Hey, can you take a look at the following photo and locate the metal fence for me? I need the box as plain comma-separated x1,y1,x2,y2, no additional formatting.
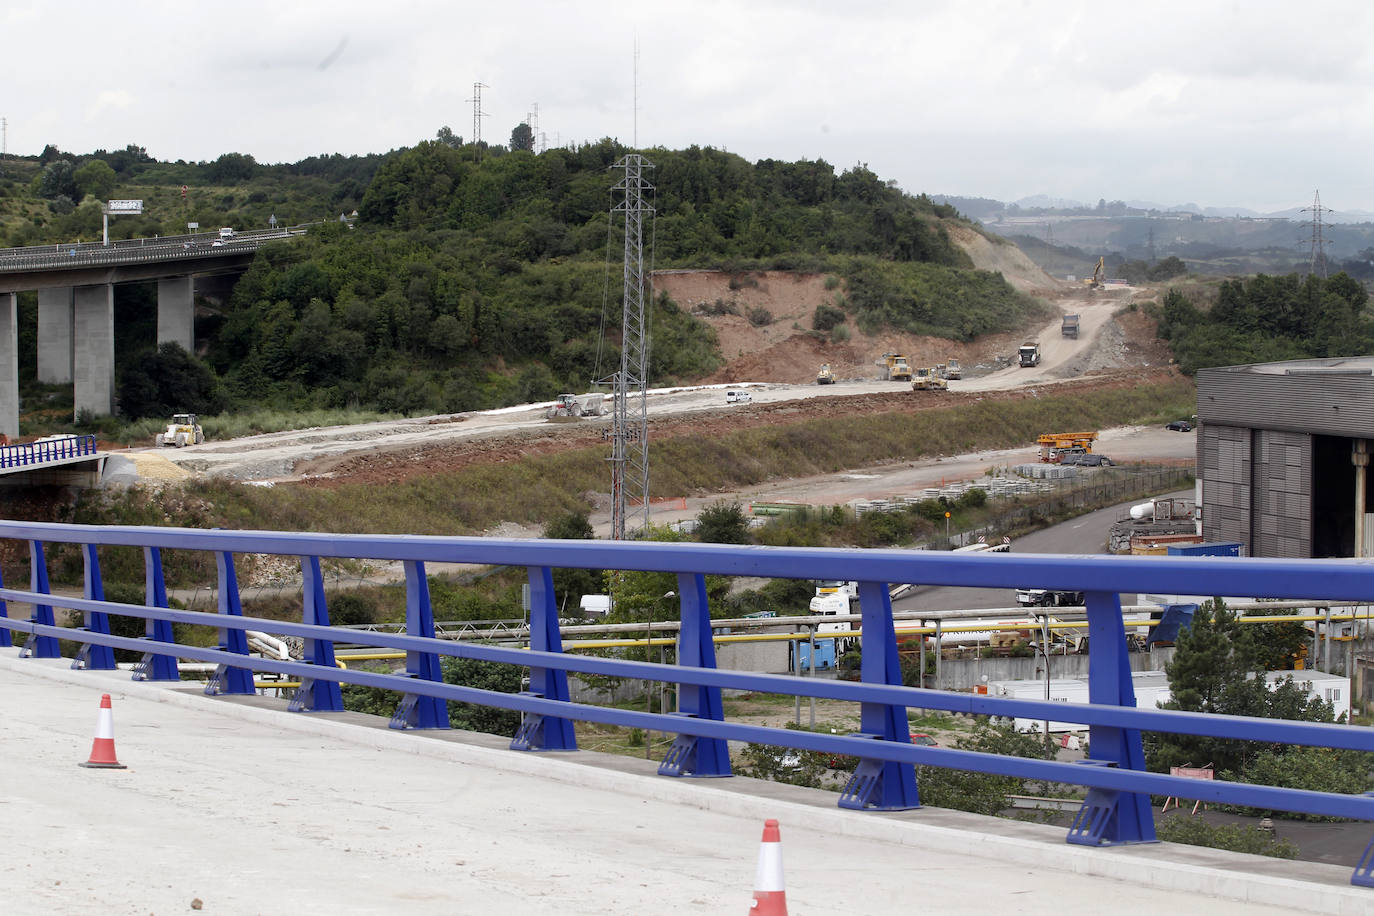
0,434,97,468
1,519,1373,885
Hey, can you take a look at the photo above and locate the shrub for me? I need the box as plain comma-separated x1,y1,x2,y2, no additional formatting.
746,306,773,327
812,302,847,332
1155,815,1298,859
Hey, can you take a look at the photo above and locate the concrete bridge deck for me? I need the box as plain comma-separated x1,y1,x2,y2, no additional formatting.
2,655,1363,915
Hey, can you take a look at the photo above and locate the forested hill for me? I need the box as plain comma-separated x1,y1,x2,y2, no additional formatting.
2,138,1040,419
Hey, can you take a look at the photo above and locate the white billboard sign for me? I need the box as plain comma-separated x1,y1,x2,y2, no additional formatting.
107,199,144,214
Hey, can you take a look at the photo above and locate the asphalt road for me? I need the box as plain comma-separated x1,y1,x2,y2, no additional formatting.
893,491,1193,615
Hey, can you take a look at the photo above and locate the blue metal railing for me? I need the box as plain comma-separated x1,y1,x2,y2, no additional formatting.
0,435,98,468
2,520,1374,883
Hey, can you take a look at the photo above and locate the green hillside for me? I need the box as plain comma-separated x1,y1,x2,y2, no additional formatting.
1,138,1041,422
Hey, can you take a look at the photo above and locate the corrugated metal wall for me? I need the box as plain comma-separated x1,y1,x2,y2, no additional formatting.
1250,429,1311,557
1197,367,1374,436
1200,424,1252,551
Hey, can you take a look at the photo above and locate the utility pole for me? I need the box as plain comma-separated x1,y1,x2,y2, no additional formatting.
1301,190,1332,279
605,154,655,540
528,103,541,153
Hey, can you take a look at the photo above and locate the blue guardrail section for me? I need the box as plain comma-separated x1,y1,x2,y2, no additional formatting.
2,520,1374,885
0,435,98,468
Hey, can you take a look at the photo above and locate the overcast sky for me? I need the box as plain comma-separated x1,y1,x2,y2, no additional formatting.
6,1,1374,213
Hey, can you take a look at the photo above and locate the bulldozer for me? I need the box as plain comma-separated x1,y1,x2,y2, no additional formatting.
877,353,913,382
816,363,835,385
155,413,204,447
911,367,948,391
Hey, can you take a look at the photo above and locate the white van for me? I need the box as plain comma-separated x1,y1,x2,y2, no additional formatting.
725,390,752,404
218,227,236,240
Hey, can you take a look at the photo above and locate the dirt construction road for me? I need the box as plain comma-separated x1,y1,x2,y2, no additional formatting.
117,285,1194,536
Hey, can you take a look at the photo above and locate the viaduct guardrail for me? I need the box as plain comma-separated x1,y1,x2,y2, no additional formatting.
0,434,97,469
0,228,305,274
1,521,1373,886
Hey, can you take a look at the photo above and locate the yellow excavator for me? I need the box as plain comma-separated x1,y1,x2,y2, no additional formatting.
1083,256,1104,290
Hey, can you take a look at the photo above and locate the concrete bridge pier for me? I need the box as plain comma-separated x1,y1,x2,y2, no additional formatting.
156,276,194,353
1,293,16,438
73,284,114,419
37,287,74,384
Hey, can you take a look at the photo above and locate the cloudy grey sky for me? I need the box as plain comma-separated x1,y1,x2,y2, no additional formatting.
6,0,1374,213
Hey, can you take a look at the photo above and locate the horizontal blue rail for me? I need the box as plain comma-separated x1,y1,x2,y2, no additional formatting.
0,435,98,468
1,520,1373,882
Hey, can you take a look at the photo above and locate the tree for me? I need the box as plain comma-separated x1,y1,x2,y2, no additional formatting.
36,159,77,200
543,510,603,614
510,122,534,153
207,152,258,182
73,159,117,201
435,126,462,148
1146,599,1333,777
696,500,751,545
116,342,228,420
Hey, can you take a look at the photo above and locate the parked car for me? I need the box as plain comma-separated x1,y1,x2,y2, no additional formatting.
725,389,753,404
1166,420,1193,432
1072,454,1115,467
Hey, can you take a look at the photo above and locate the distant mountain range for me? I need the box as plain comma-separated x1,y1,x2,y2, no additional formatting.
936,194,1374,225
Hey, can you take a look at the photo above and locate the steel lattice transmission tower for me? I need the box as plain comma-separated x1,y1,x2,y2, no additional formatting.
468,82,489,155
1302,190,1333,279
606,154,655,540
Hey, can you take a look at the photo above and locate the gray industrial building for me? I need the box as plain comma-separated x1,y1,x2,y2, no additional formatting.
1197,357,1374,558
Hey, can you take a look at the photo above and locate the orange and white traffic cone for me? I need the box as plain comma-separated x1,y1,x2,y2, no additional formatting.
79,693,127,769
749,818,787,915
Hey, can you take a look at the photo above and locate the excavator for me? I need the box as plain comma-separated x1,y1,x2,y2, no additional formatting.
1084,256,1105,290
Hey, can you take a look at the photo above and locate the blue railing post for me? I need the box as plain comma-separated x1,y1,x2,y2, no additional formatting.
132,546,180,681
71,543,116,670
205,551,254,695
839,580,919,811
1067,589,1157,846
510,565,576,752
288,556,344,713
658,573,731,778
389,560,449,729
0,565,11,648
20,541,61,658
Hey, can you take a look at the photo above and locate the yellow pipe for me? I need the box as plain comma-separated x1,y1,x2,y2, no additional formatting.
321,608,1365,655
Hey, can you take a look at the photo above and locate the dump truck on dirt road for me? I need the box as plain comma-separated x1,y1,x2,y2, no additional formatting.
816,363,835,384
878,353,914,381
944,358,961,380
1018,342,1041,367
1062,314,1080,339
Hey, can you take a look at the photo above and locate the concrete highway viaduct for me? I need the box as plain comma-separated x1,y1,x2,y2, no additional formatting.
0,229,300,437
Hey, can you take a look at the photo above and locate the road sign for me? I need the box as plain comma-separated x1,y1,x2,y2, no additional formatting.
106,199,143,214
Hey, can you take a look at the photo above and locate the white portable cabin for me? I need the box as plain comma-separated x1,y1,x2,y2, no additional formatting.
986,669,1342,733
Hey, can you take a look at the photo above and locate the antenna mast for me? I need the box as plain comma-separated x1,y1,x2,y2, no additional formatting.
605,153,655,539
1301,190,1332,279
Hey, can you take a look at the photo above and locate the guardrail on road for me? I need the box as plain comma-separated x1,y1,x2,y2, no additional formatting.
1,521,1373,885
0,434,97,468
